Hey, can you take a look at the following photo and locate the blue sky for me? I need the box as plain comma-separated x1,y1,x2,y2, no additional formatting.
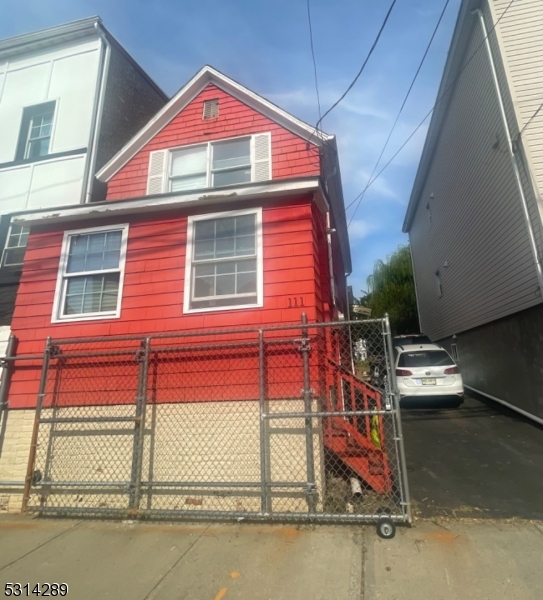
1,0,461,297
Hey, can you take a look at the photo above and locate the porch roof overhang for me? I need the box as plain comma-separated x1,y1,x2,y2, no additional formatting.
12,176,329,227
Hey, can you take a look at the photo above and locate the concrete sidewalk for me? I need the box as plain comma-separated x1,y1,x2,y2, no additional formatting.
0,516,542,599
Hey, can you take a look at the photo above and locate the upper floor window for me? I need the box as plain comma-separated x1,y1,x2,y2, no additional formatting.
16,101,56,161
171,138,252,192
52,225,129,323
146,133,271,195
2,224,30,267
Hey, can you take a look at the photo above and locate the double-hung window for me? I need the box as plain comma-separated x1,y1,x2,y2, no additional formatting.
170,137,252,192
184,209,263,312
146,133,271,195
16,101,56,161
53,225,129,322
2,224,30,267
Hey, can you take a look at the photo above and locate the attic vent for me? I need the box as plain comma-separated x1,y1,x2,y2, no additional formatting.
203,99,219,120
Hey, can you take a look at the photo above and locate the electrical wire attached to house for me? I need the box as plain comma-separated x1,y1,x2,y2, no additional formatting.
307,0,322,132
304,0,398,151
518,102,543,138
346,0,516,228
315,0,398,132
345,0,451,227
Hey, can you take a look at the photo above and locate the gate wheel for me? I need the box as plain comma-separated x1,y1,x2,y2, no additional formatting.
376,517,396,539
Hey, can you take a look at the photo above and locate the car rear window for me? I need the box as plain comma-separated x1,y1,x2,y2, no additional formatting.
398,350,454,368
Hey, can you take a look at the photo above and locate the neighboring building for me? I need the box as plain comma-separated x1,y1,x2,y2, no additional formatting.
0,67,401,515
403,0,543,422
0,17,168,329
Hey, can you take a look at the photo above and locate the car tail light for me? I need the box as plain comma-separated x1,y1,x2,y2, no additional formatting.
396,369,413,377
444,366,460,374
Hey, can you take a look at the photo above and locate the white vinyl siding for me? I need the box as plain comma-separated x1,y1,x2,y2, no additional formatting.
52,224,129,323
408,13,541,341
184,208,263,313
492,0,543,198
146,133,271,195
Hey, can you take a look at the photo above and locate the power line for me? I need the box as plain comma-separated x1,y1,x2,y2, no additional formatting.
347,0,516,227
306,0,323,132
306,0,398,146
345,0,451,222
518,101,543,138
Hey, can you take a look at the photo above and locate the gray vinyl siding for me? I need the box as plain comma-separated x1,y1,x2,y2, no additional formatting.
492,0,543,198
409,13,541,341
91,44,167,201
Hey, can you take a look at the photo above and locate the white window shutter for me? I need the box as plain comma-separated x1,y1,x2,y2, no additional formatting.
146,150,167,195
251,133,272,182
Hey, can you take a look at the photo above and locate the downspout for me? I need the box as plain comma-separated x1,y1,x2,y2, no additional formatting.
474,8,543,288
81,23,111,204
326,211,336,310
407,234,424,335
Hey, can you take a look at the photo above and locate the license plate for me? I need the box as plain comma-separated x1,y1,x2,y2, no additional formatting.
422,378,436,385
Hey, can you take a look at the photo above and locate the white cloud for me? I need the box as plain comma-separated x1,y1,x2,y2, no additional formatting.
348,219,380,240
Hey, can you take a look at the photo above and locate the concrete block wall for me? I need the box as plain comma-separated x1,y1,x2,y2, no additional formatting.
3,400,324,514
0,408,34,512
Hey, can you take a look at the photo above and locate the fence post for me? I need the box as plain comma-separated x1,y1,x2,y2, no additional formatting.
130,337,150,514
22,336,52,513
0,335,17,418
258,330,270,514
384,314,413,524
301,313,317,513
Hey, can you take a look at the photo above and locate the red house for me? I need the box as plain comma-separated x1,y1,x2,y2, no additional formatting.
0,67,395,518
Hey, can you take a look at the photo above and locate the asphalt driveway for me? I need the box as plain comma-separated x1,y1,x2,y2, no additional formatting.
401,392,543,520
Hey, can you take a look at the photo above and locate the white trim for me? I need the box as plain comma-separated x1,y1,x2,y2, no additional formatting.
168,134,255,192
51,223,129,323
464,384,543,427
183,207,263,314
13,177,325,225
96,65,333,182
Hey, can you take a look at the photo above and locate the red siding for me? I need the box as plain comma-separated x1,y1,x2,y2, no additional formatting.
9,195,334,408
106,84,321,200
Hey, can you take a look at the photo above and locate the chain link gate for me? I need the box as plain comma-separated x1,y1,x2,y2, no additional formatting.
21,316,411,536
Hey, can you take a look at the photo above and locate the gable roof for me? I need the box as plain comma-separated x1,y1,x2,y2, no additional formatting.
96,65,334,182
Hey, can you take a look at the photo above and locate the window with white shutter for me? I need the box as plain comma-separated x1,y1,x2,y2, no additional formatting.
145,133,272,195
146,150,167,195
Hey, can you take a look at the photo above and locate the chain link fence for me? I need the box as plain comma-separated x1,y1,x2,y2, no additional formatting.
15,316,411,532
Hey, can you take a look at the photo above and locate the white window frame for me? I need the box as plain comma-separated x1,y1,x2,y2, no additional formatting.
168,134,261,192
51,223,129,323
183,208,263,314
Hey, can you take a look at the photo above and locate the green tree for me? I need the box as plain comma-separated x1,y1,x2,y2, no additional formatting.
366,244,420,335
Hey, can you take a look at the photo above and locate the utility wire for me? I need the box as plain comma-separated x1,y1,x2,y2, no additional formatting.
345,0,451,222
347,0,516,227
306,0,323,132
518,101,543,137
306,0,398,147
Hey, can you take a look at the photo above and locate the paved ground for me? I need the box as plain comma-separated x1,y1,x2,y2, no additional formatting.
401,392,543,520
366,519,543,600
1,515,542,599
0,517,364,600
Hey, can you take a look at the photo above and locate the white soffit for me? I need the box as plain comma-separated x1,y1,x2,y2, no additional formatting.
96,65,333,182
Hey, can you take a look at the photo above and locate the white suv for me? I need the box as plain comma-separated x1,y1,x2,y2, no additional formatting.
394,344,464,406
